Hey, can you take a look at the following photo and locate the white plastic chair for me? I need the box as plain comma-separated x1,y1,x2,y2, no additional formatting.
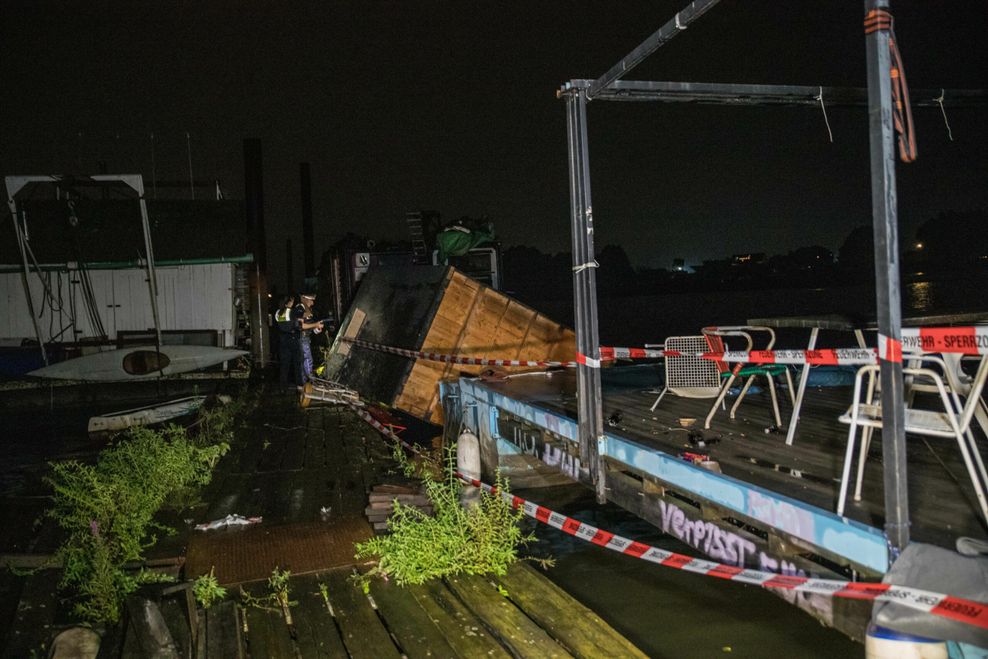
836,354,988,527
650,335,722,411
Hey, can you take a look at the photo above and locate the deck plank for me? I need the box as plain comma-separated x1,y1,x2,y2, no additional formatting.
204,600,244,659
290,574,348,659
494,562,647,659
445,573,574,659
323,568,401,659
369,578,460,659
242,582,295,659
409,580,512,659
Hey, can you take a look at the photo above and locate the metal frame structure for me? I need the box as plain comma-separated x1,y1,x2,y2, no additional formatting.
560,1,986,550
5,174,164,366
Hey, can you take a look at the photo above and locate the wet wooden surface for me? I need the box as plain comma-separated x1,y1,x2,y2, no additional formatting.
1,385,646,657
236,563,645,659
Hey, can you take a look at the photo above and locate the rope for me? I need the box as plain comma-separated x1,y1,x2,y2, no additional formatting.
815,87,833,143
864,9,917,162
934,89,954,141
572,260,599,273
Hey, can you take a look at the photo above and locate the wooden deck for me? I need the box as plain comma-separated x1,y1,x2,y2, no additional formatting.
2,387,647,657
223,563,645,659
185,392,642,658
596,371,988,546
459,366,988,570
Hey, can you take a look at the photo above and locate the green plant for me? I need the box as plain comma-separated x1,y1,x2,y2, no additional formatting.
46,425,229,623
240,567,297,624
354,446,539,586
317,581,334,615
193,567,227,609
194,393,247,447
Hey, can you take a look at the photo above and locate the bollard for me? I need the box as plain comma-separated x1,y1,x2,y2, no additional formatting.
864,625,946,659
457,429,481,508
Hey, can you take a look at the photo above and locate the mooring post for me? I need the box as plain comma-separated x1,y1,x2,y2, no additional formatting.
864,0,909,553
565,85,607,504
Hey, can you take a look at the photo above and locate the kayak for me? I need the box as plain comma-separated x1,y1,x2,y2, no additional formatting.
27,345,248,381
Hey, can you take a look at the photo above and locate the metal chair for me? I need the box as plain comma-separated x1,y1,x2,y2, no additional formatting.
837,354,988,527
649,335,722,411
702,326,795,430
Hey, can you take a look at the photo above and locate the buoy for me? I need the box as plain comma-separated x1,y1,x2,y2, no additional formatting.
458,428,481,507
864,625,946,659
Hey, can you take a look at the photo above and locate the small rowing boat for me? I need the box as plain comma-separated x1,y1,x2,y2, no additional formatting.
87,395,207,437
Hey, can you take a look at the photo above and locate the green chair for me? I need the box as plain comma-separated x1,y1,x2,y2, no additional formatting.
702,326,795,430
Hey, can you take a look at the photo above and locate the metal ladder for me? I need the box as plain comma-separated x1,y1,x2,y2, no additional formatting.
405,212,429,264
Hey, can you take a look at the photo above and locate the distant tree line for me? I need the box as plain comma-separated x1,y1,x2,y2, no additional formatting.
503,210,988,302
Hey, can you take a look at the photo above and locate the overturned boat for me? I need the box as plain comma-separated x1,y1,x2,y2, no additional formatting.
87,395,207,436
27,345,248,382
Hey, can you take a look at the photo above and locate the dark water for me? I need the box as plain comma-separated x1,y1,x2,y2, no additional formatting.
519,485,863,658
531,274,988,347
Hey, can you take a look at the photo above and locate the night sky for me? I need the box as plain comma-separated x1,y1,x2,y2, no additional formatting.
2,1,986,288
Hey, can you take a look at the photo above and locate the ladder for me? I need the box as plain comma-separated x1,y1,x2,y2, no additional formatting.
405,212,429,264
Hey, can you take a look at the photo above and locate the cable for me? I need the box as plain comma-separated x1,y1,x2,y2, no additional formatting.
815,86,833,143
934,89,954,141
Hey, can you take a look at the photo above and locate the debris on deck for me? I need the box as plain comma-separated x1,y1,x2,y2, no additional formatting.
365,484,432,534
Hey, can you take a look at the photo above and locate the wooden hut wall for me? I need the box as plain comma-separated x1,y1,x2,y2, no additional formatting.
394,269,575,424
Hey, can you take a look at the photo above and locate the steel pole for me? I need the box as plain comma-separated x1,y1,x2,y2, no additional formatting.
588,0,720,99
565,88,606,504
8,205,48,365
864,0,909,553
136,181,165,360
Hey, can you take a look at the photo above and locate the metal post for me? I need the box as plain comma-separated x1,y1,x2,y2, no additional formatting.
565,87,607,504
244,139,269,366
864,0,909,553
135,180,164,357
588,0,720,99
8,206,48,365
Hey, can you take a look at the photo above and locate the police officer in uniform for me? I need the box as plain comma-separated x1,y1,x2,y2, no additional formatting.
292,292,323,388
274,295,296,390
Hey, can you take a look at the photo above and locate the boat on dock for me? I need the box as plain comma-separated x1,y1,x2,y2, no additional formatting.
27,345,248,382
87,395,207,437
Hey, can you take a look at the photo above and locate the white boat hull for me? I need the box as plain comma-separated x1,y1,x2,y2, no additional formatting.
88,396,207,435
28,345,248,382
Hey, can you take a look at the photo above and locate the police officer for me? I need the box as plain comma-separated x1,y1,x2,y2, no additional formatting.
292,292,323,388
274,295,296,390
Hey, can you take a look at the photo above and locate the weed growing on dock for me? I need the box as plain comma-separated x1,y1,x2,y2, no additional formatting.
355,446,532,586
240,567,298,624
193,390,249,446
46,424,230,623
193,567,227,609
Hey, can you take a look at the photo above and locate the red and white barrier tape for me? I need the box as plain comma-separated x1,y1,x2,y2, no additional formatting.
345,399,988,632
702,349,879,366
455,472,988,631
878,333,904,363
901,326,988,356
343,337,678,370
342,337,578,367
600,346,669,360
343,328,987,372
